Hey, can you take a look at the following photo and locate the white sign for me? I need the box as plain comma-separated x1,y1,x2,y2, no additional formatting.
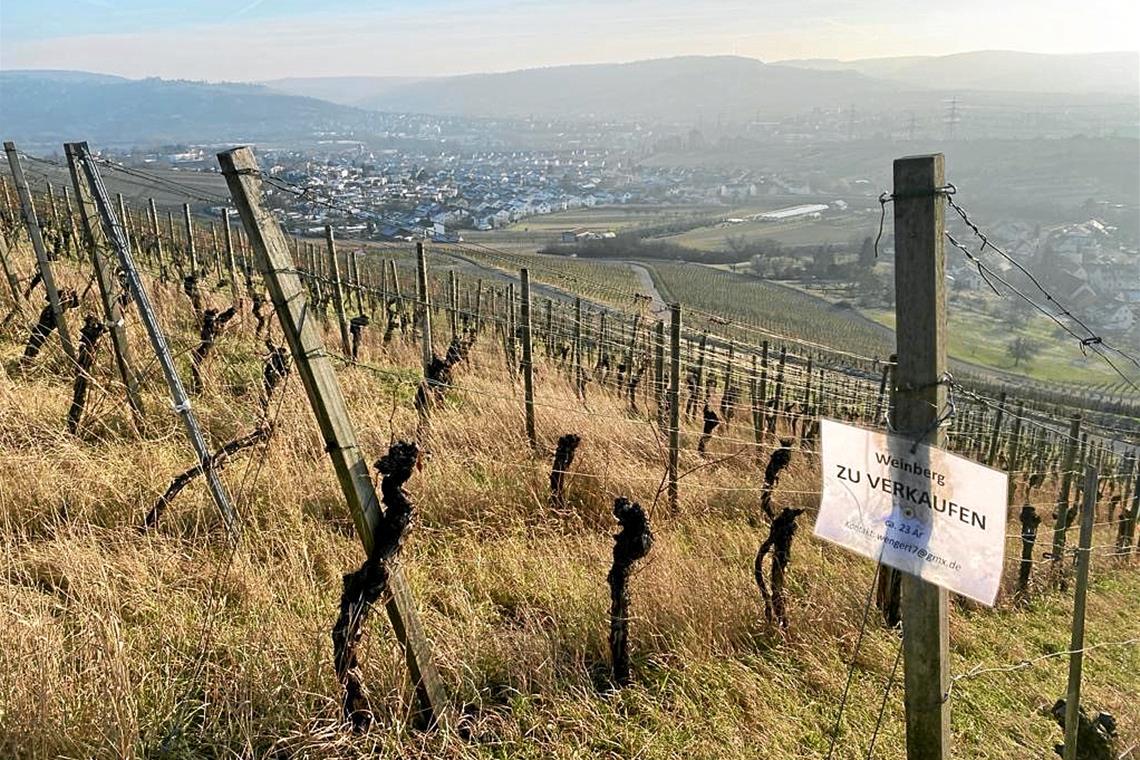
814,418,1008,605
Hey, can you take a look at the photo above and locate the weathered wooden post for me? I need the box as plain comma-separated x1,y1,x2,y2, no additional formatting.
506,282,517,373
667,303,682,513
873,361,890,425
351,250,365,316
654,319,666,428
115,193,131,256
474,278,483,334
1051,415,1083,580
218,146,445,726
693,332,708,412
324,225,352,357
222,208,238,301
78,144,239,541
769,346,786,434
1062,466,1097,760
520,269,537,450
545,297,553,358
985,392,1007,467
893,153,949,760
182,203,198,276
447,269,458,339
574,297,584,399
64,142,146,431
416,242,432,368
146,199,167,280
1006,401,1024,489
4,141,76,361
750,351,763,446
1118,464,1140,554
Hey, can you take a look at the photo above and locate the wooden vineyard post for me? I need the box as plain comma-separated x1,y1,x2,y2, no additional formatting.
4,141,77,361
324,225,352,358
448,270,458,339
147,199,167,281
803,354,813,412
351,250,365,316
694,332,708,412
667,303,682,514
0,227,25,310
416,242,432,368
750,351,762,446
986,392,1007,467
114,193,130,256
78,144,240,541
654,319,666,427
389,259,403,334
1120,465,1140,554
45,182,58,225
874,361,890,424
545,298,553,358
223,208,238,301
574,297,584,399
1007,401,1024,489
182,203,198,276
62,188,80,259
166,210,179,271
758,341,769,436
218,146,446,725
520,269,537,450
1062,466,1097,760
473,279,483,334
893,153,950,760
506,282,517,373
769,346,786,434
1051,414,1083,579
64,142,146,431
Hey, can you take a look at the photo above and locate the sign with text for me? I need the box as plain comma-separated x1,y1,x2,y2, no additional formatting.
814,418,1008,605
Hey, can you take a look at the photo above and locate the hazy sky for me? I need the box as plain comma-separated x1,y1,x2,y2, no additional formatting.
1,0,1137,80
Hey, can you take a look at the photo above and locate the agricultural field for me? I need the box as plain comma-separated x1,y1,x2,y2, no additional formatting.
644,264,1140,398
653,211,877,252
864,306,1137,389
11,155,229,210
433,243,649,312
644,261,895,360
503,204,717,234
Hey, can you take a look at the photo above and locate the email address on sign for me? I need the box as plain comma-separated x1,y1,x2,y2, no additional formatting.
843,519,962,571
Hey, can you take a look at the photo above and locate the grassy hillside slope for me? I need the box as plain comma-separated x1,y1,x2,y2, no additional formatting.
0,251,1136,759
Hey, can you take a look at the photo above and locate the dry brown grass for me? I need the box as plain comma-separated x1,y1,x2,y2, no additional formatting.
0,256,1137,759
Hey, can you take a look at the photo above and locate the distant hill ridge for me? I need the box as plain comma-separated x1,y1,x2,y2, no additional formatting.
0,70,371,147
2,51,1136,146
776,50,1139,95
262,51,1139,122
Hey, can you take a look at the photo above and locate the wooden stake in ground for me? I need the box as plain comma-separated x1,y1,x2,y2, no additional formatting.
325,225,352,357
1062,465,1098,760
1051,415,1083,582
4,141,76,361
892,153,950,760
520,268,537,450
64,142,146,431
77,143,241,543
218,146,445,727
667,303,682,514
416,241,432,369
